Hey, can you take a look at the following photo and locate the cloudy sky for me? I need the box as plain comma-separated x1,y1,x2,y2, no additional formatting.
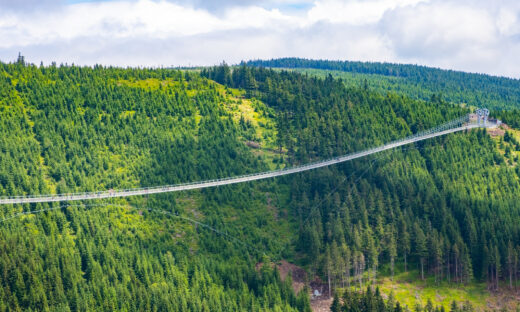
0,0,519,78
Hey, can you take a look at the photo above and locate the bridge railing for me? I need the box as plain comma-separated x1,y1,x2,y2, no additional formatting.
0,114,481,203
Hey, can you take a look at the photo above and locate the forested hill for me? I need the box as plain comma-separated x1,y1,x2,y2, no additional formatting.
0,61,310,311
204,64,520,310
246,58,520,110
1,59,520,311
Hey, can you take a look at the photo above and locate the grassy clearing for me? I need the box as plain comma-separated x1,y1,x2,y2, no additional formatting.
337,263,497,311
376,265,488,311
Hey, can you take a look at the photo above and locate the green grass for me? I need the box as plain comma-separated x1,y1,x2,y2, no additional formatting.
374,263,488,311
338,262,495,311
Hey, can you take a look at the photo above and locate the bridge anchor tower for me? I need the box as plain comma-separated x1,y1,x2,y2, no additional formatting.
476,108,490,127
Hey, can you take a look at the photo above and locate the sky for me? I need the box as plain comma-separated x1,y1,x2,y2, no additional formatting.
0,0,519,78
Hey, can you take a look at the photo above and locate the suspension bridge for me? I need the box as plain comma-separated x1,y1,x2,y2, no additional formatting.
0,112,498,205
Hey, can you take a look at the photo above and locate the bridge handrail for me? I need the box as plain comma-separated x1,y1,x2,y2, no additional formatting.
0,114,486,204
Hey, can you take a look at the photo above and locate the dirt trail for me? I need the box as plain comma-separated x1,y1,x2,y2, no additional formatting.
311,297,333,312
257,260,332,311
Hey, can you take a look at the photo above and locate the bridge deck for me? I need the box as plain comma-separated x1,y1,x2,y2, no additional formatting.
0,121,493,205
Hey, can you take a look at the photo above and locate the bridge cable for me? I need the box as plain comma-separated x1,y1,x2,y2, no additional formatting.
299,143,447,228
0,114,481,205
0,202,266,257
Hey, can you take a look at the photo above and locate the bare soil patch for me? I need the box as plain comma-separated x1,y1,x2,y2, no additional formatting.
256,260,332,311
487,127,505,137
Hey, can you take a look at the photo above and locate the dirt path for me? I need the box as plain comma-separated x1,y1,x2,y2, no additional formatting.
257,260,332,311
310,297,333,312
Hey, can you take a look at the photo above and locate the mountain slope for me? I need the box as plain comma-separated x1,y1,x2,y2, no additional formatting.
1,60,520,311
246,58,520,110
204,64,520,310
0,62,308,311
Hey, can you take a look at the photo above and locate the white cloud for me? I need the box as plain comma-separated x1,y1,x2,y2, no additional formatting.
497,8,519,36
378,1,520,76
0,0,519,78
381,3,497,58
307,0,428,25
0,0,299,48
0,1,221,47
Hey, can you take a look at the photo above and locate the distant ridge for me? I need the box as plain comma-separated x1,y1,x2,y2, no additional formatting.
246,57,520,110
246,57,517,79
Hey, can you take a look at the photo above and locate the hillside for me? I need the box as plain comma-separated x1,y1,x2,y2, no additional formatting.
0,62,308,311
246,58,520,111
0,60,520,311
204,64,520,310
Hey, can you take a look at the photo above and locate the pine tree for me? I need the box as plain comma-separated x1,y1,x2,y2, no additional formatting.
330,292,341,312
425,299,434,312
414,224,428,280
398,218,411,273
364,228,379,282
330,242,342,291
461,245,473,284
342,244,352,288
325,246,332,298
494,245,500,291
450,301,459,312
387,227,397,281
507,241,515,289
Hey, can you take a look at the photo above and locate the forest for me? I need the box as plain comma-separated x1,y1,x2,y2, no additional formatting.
203,64,520,309
246,58,520,111
0,60,309,311
0,57,519,311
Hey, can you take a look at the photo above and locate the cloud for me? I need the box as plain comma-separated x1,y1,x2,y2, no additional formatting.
378,0,520,76
0,24,392,68
0,0,519,78
307,0,428,25
0,0,298,48
496,7,520,37
381,2,497,58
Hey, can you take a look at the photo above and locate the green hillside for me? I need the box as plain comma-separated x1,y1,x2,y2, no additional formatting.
246,58,520,110
0,60,520,311
0,62,308,311
203,64,520,310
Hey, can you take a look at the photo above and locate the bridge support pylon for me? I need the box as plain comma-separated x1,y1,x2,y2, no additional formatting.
476,108,490,127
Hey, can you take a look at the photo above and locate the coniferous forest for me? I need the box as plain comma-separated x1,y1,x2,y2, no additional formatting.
1,58,520,311
246,58,520,110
